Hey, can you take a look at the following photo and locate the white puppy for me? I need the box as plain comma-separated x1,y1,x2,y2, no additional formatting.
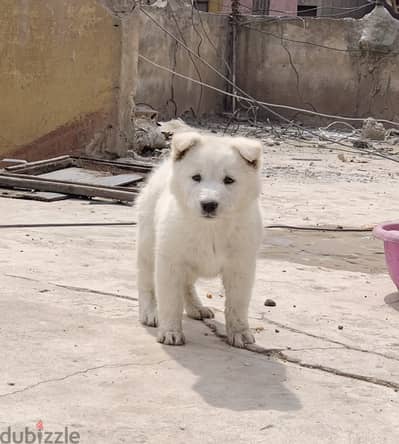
136,129,263,347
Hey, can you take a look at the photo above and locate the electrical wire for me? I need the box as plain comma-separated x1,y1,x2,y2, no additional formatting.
0,222,373,232
248,3,372,18
139,54,399,162
139,7,399,162
140,7,299,125
238,1,371,14
139,8,399,128
169,3,204,115
0,222,137,229
191,1,232,76
240,24,363,53
265,225,373,232
240,22,399,60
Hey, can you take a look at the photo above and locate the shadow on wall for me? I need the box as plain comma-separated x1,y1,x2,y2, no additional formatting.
145,319,301,412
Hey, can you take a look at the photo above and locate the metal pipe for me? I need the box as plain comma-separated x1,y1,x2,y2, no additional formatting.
230,0,240,113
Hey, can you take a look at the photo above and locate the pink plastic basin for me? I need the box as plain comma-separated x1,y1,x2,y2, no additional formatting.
373,221,399,289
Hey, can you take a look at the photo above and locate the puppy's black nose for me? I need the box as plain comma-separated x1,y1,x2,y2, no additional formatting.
201,201,218,214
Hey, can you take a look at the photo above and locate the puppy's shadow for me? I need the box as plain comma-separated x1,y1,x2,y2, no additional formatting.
385,291,399,311
146,318,301,412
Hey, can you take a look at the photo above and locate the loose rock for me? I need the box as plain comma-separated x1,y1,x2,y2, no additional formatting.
361,117,386,141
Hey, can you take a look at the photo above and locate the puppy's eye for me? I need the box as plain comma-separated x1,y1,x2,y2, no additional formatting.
223,176,235,185
192,174,202,182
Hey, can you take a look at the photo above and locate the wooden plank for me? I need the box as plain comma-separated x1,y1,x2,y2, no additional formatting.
75,155,153,169
5,155,71,171
33,192,70,201
38,167,144,186
39,167,107,182
73,156,153,173
0,173,138,202
5,157,73,175
0,188,69,202
94,173,144,186
5,156,153,178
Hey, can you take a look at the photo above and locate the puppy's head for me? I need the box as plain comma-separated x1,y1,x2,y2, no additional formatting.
169,131,263,220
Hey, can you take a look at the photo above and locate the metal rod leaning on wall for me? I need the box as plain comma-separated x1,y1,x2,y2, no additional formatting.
230,0,240,113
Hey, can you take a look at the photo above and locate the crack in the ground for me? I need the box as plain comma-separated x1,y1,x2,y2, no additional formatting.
203,319,399,392
287,346,344,352
4,273,138,302
51,283,138,302
0,360,171,399
212,306,399,362
260,315,399,363
5,273,399,391
276,356,399,391
5,273,37,282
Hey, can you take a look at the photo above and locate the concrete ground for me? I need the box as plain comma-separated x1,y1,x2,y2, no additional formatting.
1,139,399,443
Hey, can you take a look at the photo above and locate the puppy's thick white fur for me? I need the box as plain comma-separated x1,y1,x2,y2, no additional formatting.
136,129,263,347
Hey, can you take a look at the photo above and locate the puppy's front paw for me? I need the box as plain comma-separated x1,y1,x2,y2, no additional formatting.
139,307,158,327
227,330,255,348
186,305,215,320
157,330,185,346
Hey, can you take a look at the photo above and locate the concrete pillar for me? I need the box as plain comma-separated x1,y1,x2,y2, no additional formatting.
100,1,139,158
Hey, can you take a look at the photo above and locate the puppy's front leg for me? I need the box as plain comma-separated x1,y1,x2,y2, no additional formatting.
223,260,256,348
155,257,185,346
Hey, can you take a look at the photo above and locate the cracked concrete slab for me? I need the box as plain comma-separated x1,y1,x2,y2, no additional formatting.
1,140,399,442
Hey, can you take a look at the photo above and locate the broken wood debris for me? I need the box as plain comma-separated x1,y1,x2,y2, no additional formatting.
0,172,139,202
0,189,69,202
0,156,153,203
38,167,143,187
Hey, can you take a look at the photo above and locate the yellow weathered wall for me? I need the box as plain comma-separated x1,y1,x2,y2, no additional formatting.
208,0,224,13
0,0,121,159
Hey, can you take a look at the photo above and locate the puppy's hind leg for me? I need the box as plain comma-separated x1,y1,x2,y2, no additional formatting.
184,284,215,320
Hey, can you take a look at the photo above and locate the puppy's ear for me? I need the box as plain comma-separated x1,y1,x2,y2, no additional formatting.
171,132,202,161
232,138,263,169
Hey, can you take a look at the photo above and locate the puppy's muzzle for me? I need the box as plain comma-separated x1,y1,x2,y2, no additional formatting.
201,200,218,217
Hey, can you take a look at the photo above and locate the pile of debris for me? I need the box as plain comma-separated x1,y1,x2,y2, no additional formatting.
133,105,168,157
2,112,398,204
0,156,152,203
